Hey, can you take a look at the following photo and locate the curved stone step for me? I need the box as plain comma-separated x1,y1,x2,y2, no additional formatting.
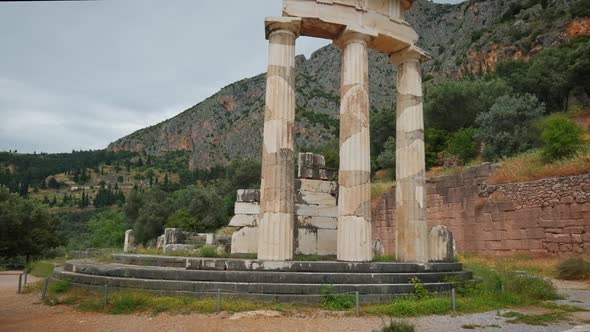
64,261,472,284
112,254,464,273
53,267,458,296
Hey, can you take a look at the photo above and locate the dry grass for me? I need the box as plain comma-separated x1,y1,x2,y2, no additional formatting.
459,253,563,278
488,149,590,185
371,181,394,200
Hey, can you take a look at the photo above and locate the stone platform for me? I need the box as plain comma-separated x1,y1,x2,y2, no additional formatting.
52,254,471,303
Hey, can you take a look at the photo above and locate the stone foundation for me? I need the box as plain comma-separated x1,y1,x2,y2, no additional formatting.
231,153,338,256
372,164,590,256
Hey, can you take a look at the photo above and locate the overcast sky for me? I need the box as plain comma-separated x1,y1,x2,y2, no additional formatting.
0,0,463,153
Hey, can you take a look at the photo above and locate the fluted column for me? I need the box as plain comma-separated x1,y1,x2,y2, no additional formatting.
258,17,301,261
390,46,430,263
335,30,375,262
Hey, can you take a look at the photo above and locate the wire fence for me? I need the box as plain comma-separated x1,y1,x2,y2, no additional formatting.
33,276,460,317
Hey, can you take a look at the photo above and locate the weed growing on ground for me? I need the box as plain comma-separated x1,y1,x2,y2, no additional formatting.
319,285,355,311
461,324,501,329
380,319,415,332
372,255,398,262
365,263,559,317
558,257,590,280
500,311,569,326
48,280,71,294
410,277,429,300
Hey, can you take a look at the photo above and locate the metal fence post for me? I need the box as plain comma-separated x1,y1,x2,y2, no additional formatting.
41,278,49,300
216,289,221,313
355,291,360,317
104,283,110,304
17,274,23,294
451,288,456,312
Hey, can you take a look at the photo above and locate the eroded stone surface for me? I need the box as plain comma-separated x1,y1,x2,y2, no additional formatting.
428,225,455,262
124,229,135,253
231,227,258,254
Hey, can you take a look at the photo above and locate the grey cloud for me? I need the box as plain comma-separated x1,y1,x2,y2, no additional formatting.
0,0,459,153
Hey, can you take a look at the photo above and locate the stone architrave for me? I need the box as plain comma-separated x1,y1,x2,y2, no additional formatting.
334,28,377,262
124,229,135,253
258,17,302,261
390,45,430,263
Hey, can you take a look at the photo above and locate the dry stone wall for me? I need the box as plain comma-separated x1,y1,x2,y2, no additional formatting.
372,164,590,256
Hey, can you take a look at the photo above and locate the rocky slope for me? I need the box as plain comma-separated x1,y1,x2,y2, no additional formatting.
108,0,588,169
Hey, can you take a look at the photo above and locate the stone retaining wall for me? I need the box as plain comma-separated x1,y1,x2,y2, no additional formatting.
372,164,590,256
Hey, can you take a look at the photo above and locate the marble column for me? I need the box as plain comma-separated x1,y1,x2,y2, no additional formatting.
257,17,301,261
335,30,375,262
390,46,430,263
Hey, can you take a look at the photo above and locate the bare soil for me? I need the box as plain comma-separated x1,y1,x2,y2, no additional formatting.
1,273,589,332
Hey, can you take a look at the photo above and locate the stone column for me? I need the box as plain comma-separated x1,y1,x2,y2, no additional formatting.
335,30,375,262
390,46,430,263
257,17,301,261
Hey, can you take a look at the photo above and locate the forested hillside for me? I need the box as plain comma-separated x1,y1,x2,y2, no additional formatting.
108,0,590,170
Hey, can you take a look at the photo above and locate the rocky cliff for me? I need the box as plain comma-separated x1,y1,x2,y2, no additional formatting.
108,0,588,169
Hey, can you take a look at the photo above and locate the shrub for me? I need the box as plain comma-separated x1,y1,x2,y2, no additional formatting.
571,0,590,17
446,128,480,163
381,320,415,332
319,285,354,310
558,258,590,280
49,280,71,294
198,245,218,258
538,114,584,162
476,94,544,160
410,277,429,300
376,136,396,170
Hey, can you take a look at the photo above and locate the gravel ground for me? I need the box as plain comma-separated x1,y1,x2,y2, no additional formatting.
1,273,589,332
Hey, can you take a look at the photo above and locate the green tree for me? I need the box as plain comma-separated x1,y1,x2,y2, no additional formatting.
425,128,450,169
376,136,395,170
0,187,60,260
538,114,584,162
476,94,545,160
166,208,202,232
87,210,128,248
446,127,480,163
425,78,512,131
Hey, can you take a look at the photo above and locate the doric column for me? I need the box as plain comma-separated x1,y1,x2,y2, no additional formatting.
390,45,430,263
335,29,376,262
258,17,301,261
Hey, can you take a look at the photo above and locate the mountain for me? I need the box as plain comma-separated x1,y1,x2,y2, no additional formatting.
107,0,590,169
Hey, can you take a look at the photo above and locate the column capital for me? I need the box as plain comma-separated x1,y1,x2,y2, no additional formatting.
334,26,378,48
389,45,431,65
265,17,302,40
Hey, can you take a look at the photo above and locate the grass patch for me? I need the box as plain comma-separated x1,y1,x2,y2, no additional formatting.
48,280,71,294
373,255,398,262
488,149,590,184
500,311,568,326
381,319,415,332
29,261,56,278
371,181,394,199
459,252,559,278
294,255,336,261
558,257,590,280
47,289,293,315
365,260,560,317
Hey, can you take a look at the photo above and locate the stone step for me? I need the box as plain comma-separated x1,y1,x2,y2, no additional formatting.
64,261,472,284
111,254,465,273
53,267,458,296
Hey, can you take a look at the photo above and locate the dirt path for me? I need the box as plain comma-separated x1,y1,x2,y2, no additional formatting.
1,274,589,332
